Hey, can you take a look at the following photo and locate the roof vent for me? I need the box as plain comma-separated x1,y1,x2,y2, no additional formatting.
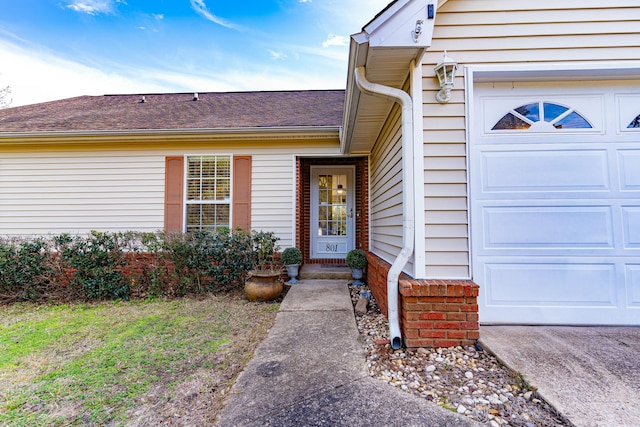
193,92,199,101
140,96,146,103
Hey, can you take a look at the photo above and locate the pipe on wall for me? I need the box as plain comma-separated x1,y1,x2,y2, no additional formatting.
354,66,415,350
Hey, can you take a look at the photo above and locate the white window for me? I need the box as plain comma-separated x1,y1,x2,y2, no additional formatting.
492,101,592,131
185,155,231,232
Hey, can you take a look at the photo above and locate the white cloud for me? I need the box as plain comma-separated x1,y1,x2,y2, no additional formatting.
189,0,243,31
322,33,349,48
0,35,346,108
0,38,166,106
268,49,287,60
153,14,164,20
299,0,312,3
64,0,125,15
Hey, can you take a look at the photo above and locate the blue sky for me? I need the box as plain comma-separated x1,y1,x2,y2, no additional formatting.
0,0,390,106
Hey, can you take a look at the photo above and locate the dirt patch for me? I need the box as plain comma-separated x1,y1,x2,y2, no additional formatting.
124,290,284,426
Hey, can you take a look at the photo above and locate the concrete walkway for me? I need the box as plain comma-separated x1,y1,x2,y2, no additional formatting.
216,279,478,427
481,326,640,427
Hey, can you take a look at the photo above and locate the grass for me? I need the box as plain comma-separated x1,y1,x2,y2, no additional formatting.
0,292,279,426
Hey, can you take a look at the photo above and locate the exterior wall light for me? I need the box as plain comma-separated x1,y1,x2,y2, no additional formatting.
434,51,458,104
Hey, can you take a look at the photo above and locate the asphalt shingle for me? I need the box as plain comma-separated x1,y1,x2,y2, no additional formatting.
0,90,345,133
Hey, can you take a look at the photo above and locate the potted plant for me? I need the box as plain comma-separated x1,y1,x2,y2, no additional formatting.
346,249,367,286
281,247,302,284
245,230,283,301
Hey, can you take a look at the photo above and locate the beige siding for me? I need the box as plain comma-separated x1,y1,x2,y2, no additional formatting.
0,142,340,248
250,154,296,245
421,0,640,278
370,101,416,272
0,151,165,235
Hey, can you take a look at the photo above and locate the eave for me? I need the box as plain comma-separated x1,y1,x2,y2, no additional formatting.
0,126,341,147
341,0,438,154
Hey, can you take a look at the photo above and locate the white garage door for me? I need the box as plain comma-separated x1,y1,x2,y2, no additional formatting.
471,81,640,325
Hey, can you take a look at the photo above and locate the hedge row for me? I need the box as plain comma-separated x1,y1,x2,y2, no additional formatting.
0,229,275,304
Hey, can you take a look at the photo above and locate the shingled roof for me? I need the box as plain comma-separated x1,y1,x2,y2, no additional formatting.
0,90,345,133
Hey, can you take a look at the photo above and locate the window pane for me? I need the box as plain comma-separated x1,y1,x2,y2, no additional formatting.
202,179,216,200
217,157,231,178
201,204,216,226
543,103,569,122
318,220,328,236
216,205,230,223
216,179,230,200
515,103,539,122
201,156,217,177
492,113,531,130
186,204,201,231
628,114,640,129
187,180,201,201
319,206,328,221
187,157,201,178
554,112,592,129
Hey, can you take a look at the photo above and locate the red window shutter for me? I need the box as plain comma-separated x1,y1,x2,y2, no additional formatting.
164,156,184,232
233,156,252,231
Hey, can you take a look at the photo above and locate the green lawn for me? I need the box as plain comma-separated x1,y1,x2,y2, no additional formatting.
0,293,278,426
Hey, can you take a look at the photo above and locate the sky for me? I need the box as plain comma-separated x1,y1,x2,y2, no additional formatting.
0,0,391,107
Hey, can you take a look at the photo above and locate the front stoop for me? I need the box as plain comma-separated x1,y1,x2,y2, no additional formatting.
298,264,352,280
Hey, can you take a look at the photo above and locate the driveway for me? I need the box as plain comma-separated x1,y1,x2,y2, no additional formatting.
480,326,640,427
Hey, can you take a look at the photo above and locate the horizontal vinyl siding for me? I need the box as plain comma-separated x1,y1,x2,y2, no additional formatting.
250,154,295,247
421,0,640,278
370,102,415,274
0,141,340,244
0,152,164,235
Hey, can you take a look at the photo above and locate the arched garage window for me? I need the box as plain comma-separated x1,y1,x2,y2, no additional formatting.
628,114,640,128
492,101,592,131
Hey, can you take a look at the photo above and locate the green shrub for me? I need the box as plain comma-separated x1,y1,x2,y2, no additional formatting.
0,228,276,304
346,249,367,269
281,247,302,265
250,230,280,273
0,238,52,301
55,231,130,300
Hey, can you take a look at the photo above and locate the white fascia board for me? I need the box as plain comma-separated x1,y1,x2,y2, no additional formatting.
0,126,341,145
341,36,369,154
363,0,436,49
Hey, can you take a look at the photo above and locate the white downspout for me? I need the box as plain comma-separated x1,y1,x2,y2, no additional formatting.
354,66,415,350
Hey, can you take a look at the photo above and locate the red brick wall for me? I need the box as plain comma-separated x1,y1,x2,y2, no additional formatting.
366,252,479,348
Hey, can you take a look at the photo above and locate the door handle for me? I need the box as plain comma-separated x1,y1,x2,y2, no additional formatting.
349,208,353,218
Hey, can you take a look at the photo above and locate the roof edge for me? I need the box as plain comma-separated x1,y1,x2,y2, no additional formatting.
0,126,341,145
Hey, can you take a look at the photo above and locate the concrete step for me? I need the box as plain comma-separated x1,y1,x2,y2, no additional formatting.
299,264,352,280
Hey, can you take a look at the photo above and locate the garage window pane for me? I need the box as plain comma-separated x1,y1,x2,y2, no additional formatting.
492,113,530,130
493,101,592,131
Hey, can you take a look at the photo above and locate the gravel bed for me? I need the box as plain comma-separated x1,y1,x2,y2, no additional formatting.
350,285,575,427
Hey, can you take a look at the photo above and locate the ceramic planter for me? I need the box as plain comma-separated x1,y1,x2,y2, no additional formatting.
245,271,283,301
285,264,300,284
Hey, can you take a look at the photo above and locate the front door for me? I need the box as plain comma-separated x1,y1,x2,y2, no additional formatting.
310,166,355,259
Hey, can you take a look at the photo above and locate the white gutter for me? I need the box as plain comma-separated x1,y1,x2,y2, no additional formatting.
354,66,415,350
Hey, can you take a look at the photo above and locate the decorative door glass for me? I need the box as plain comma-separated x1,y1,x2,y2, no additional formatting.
317,174,348,237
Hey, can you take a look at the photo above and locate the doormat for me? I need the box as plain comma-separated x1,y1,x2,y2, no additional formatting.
320,264,348,269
